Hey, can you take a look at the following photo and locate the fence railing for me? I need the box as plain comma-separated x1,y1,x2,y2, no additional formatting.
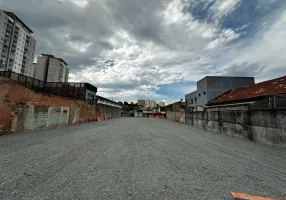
0,71,87,101
85,99,98,105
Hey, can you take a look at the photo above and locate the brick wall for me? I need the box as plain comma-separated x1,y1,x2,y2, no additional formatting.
0,78,121,135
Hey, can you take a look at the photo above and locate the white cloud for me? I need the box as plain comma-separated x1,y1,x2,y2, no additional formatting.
221,10,286,79
217,0,240,16
68,41,92,53
70,0,240,93
69,0,89,8
3,0,285,102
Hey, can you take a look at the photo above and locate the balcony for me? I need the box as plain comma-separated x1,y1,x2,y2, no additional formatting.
7,23,13,28
1,53,8,58
5,32,11,37
3,41,9,47
6,27,12,33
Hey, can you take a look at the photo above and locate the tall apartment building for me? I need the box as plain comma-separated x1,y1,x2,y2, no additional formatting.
185,76,255,108
34,54,69,82
0,10,36,77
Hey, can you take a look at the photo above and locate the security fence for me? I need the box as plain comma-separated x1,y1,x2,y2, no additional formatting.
0,71,97,101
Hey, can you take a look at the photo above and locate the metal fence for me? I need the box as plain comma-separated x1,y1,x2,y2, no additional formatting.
85,99,98,105
0,71,90,101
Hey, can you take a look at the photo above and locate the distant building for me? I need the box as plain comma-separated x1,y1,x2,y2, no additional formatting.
137,99,157,108
137,99,146,106
185,76,255,108
207,76,286,109
158,101,165,107
34,54,69,82
146,100,156,108
0,10,36,77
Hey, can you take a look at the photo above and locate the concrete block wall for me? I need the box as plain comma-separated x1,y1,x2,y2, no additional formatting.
98,104,122,120
250,110,286,146
185,109,286,147
0,78,121,135
166,111,183,122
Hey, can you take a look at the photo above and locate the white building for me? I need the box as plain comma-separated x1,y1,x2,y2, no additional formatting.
158,102,165,107
34,54,69,82
137,99,161,108
0,10,36,77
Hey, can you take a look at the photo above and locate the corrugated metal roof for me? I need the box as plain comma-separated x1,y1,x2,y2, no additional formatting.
208,76,286,105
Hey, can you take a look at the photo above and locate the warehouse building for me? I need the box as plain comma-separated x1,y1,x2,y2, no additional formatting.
185,76,255,108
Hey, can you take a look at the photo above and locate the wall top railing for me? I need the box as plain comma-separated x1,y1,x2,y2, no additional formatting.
0,71,121,108
0,71,96,101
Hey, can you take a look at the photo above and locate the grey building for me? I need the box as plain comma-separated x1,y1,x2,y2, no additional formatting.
34,54,69,82
0,10,36,77
185,76,255,108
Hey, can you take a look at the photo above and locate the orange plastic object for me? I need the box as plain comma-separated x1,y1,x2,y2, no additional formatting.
97,116,105,121
231,192,280,200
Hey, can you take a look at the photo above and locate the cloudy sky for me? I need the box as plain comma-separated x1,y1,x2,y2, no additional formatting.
2,0,286,103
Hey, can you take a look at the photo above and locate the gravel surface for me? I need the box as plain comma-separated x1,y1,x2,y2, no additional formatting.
0,118,285,200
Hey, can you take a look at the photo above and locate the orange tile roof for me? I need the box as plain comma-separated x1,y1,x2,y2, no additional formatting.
208,76,286,105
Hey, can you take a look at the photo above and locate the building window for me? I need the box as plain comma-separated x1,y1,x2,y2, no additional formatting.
195,97,197,103
191,98,193,104
203,92,206,95
87,93,95,99
199,93,201,97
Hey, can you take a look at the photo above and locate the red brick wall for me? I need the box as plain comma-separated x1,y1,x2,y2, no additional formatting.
0,78,102,135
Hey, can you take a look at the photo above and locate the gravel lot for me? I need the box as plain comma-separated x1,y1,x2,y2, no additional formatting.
0,118,285,200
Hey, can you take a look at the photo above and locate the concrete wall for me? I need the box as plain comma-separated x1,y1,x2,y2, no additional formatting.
250,110,286,146
166,110,185,123
0,77,121,135
98,104,122,120
185,109,286,147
